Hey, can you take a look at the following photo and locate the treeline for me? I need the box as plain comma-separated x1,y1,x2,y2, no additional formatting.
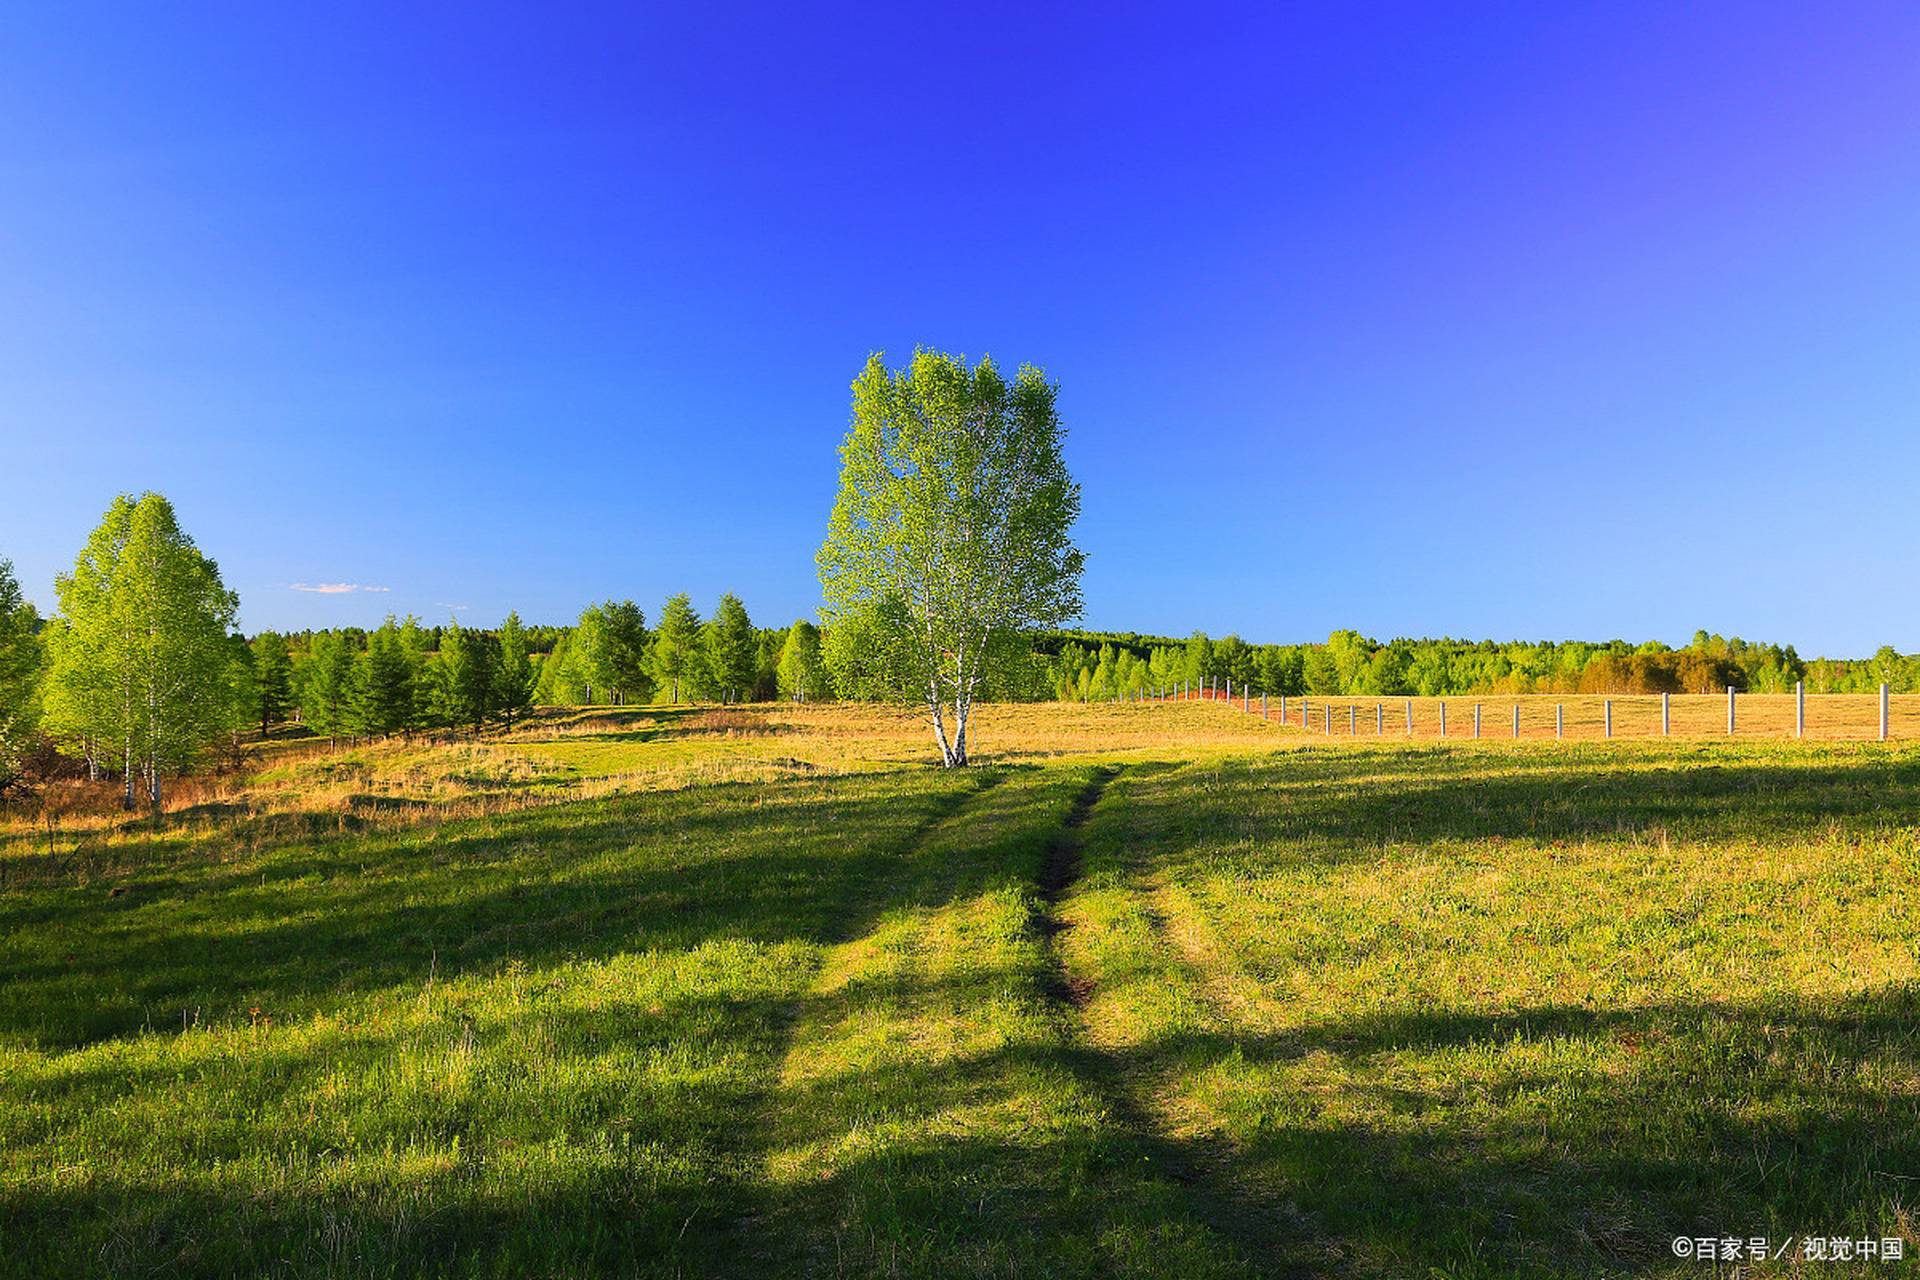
1042,630,1920,700
272,594,834,740
6,495,1918,809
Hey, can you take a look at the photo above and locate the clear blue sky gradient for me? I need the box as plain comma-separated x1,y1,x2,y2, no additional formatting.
3,3,1917,654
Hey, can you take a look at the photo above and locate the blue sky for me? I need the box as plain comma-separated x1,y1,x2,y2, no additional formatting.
3,2,1917,655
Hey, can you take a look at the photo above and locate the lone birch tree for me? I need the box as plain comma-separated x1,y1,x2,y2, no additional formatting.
818,350,1083,767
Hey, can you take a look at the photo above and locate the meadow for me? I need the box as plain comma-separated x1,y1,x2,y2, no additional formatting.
2,701,1916,1277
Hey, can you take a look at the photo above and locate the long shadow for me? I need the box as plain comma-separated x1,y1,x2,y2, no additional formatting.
0,770,1006,1050
1135,744,1920,878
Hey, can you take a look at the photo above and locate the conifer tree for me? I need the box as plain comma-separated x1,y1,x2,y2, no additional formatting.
436,621,498,733
253,631,293,735
0,556,42,798
650,593,703,703
495,611,536,730
357,619,417,739
705,592,756,703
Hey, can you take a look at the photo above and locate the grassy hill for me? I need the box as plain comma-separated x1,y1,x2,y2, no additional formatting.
2,703,1916,1276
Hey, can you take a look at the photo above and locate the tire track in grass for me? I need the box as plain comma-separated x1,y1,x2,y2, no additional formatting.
740,764,1063,1274
1044,764,1318,1278
753,764,1272,1278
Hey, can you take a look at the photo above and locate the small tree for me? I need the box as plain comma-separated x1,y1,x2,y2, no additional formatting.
253,631,293,736
650,593,703,703
818,350,1083,766
301,632,360,744
495,611,537,730
704,592,757,703
435,621,498,733
777,620,824,703
0,556,42,800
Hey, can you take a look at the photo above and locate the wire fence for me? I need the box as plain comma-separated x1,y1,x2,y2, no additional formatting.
1113,678,1913,742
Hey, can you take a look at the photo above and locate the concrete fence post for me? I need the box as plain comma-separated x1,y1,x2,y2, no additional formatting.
1728,685,1736,735
1325,703,1332,734
1405,699,1412,735
1556,704,1563,739
1795,681,1804,738
1349,704,1356,734
1280,694,1287,723
1377,703,1384,734
1474,703,1482,738
1440,701,1447,737
1513,704,1520,739
1604,700,1612,738
1882,682,1890,741
1662,692,1670,736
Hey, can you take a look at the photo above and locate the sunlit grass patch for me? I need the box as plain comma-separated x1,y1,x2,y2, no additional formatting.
1066,743,1920,1277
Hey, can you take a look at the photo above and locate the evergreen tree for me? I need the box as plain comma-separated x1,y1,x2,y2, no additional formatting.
436,621,498,733
704,592,757,702
357,619,418,739
0,556,42,798
495,611,536,729
577,600,650,705
302,632,360,743
650,593,703,703
253,631,293,735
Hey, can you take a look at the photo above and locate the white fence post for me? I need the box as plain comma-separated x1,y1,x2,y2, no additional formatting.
1556,704,1563,738
1440,701,1447,737
1325,703,1332,734
1727,684,1736,735
1662,691,1670,736
1604,700,1612,738
1405,699,1412,735
1474,703,1482,738
1512,704,1520,739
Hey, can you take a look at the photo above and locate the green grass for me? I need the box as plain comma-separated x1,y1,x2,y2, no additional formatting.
3,709,1919,1276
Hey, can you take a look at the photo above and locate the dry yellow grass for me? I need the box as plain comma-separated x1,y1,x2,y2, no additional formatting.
1222,690,1915,741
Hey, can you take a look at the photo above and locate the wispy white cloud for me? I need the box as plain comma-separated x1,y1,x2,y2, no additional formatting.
286,583,391,594
435,603,469,611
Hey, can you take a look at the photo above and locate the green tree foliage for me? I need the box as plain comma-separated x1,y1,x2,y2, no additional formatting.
704,592,757,703
356,618,419,739
0,556,42,798
776,620,824,703
576,600,650,705
435,621,498,733
45,493,239,809
252,631,293,735
650,593,704,703
495,611,537,729
818,350,1084,767
301,632,360,742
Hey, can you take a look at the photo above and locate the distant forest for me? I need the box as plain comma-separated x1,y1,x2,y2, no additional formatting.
245,603,1917,740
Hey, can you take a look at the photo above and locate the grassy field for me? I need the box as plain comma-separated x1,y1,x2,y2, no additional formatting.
2,702,1917,1276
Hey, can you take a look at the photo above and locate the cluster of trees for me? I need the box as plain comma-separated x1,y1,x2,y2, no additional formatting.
287,614,537,742
270,596,834,731
6,495,249,808
1040,629,1876,700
